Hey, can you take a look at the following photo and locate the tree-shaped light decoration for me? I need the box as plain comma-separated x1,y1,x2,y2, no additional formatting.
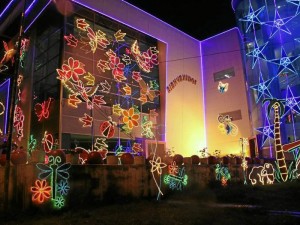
263,98,288,182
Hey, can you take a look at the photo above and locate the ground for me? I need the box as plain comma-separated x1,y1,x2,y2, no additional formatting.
1,181,300,225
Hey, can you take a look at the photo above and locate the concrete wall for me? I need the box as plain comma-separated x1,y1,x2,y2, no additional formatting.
0,159,247,212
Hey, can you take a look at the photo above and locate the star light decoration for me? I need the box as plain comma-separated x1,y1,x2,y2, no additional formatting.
250,72,273,103
270,47,300,76
239,2,265,33
265,10,293,38
287,0,300,15
246,40,268,69
255,116,275,148
282,85,300,118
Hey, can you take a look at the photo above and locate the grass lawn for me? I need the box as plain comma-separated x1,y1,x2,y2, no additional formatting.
1,180,300,225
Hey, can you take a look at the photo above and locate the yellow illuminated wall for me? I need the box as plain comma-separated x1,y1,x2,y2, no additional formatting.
201,29,252,157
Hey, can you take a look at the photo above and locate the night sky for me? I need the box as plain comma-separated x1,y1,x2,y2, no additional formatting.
124,0,237,40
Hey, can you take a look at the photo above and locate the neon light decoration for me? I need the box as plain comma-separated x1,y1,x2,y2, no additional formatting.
150,155,167,197
42,131,54,153
122,107,140,130
215,164,231,186
0,102,5,116
240,137,248,185
263,98,288,182
36,155,71,208
13,105,24,141
112,104,123,116
114,29,126,42
250,73,274,104
141,117,154,138
249,163,275,185
238,1,300,170
79,113,93,127
99,117,116,138
271,47,300,76
0,40,16,66
58,15,162,199
34,97,53,121
217,114,238,136
132,142,143,154
68,94,82,108
64,34,78,47
238,3,265,33
99,80,111,93
31,179,52,204
265,10,292,39
218,81,229,93
28,134,37,155
17,74,23,87
20,38,29,68
164,162,188,191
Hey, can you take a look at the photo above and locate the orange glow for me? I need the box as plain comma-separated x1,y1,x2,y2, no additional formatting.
31,179,52,204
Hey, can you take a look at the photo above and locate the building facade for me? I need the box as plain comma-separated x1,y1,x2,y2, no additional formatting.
0,0,251,160
233,0,300,158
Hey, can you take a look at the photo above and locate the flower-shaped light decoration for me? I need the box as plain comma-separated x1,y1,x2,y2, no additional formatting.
56,57,86,83
109,55,126,82
31,179,52,204
142,47,159,69
168,161,179,175
53,196,65,209
122,107,140,129
57,180,70,196
149,156,167,176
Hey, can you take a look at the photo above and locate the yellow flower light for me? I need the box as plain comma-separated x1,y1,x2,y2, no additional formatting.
122,107,140,129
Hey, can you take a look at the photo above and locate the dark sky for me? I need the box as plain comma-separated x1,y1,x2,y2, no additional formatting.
125,1,237,40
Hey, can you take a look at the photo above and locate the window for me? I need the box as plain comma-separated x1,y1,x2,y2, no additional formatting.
214,67,235,82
